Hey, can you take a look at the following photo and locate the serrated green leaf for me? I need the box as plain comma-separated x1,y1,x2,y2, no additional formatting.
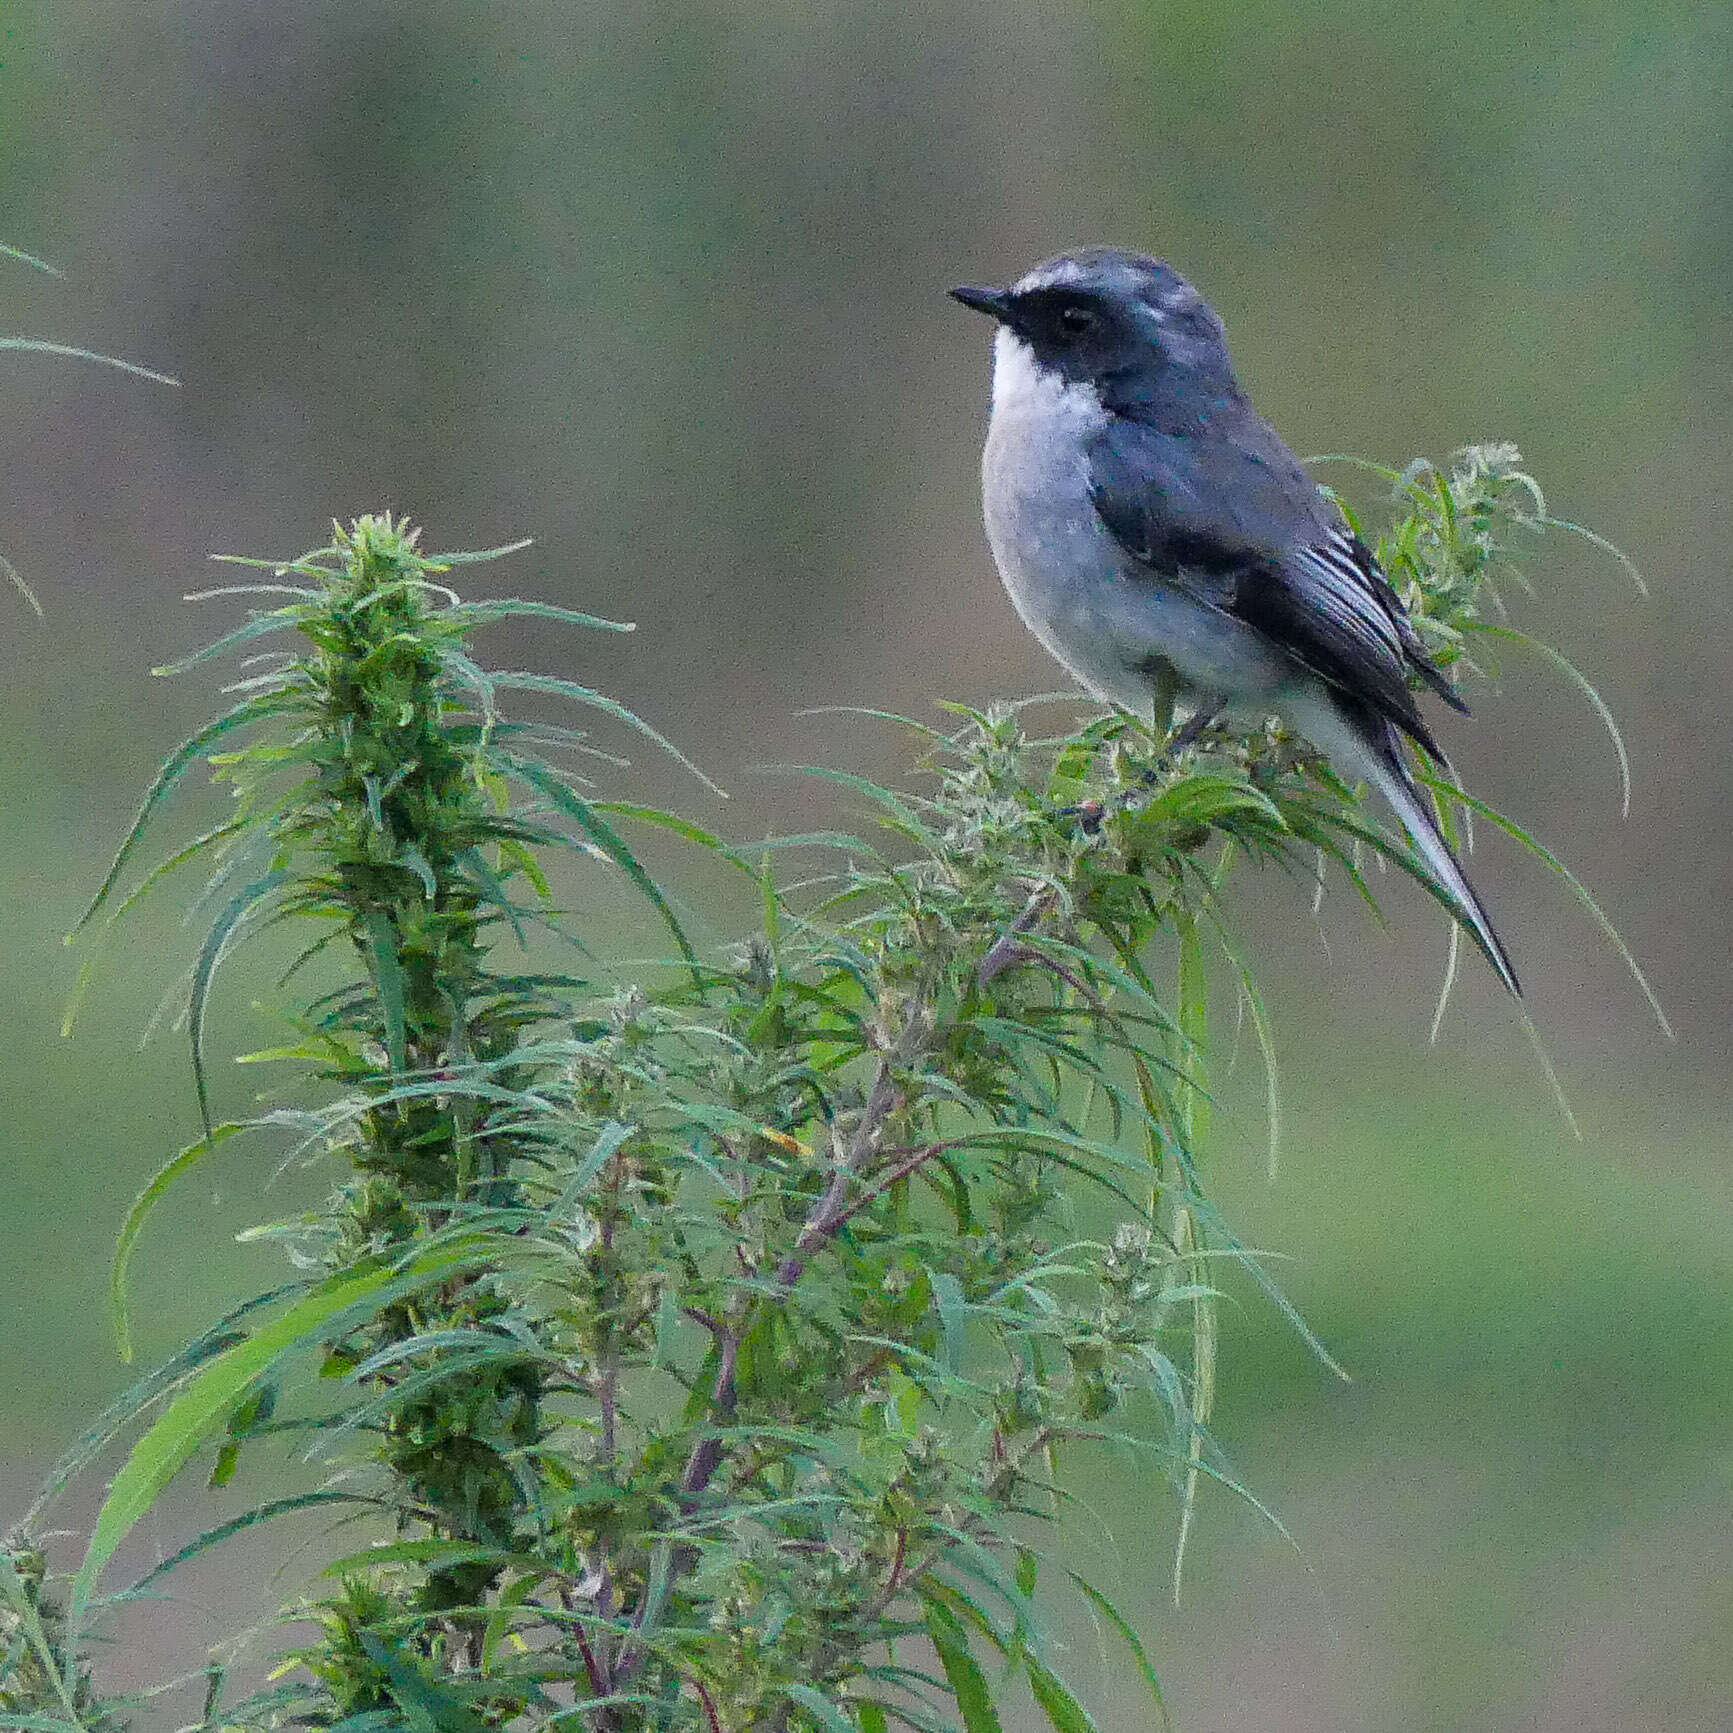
588,801,729,852
1131,772,1284,840
547,1119,635,1220
490,672,724,796
321,1539,523,1580
444,596,633,630
68,694,296,940
1174,910,1208,1148
1,240,64,275
1466,622,1631,817
152,606,314,676
1421,775,1670,1035
498,754,697,972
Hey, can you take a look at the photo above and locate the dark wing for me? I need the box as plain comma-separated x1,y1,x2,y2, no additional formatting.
1085,405,1463,758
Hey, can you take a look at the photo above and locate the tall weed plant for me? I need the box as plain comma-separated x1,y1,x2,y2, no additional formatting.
2,449,1652,1732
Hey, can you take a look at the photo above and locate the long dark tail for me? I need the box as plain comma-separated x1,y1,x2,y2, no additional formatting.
1309,697,1522,997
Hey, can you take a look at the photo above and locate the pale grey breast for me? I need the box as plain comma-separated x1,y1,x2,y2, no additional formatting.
979,328,1290,716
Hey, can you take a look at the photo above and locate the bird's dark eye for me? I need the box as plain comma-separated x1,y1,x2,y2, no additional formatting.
1058,304,1097,337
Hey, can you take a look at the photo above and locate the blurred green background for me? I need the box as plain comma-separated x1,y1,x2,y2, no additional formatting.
2,2,1729,1727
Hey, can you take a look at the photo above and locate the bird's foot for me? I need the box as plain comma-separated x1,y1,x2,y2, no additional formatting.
1056,699,1225,833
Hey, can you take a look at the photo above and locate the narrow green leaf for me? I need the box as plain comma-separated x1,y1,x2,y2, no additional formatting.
69,694,295,939
362,910,409,1072
490,672,725,796
0,336,179,385
444,597,634,631
1174,910,1209,1148
111,1123,245,1362
1131,771,1284,838
588,802,728,852
1068,1573,1171,1731
0,1551,83,1726
356,1634,494,1733
1204,915,1281,1180
799,705,953,746
1184,1195,1347,1380
924,1602,1002,1733
1421,776,1672,1037
27,1285,301,1524
786,1684,861,1733
548,1119,635,1219
128,1491,377,1592
930,1271,966,1376
71,1246,487,1629
321,1539,522,1580
1539,512,1647,596
423,538,537,567
188,871,288,1136
1168,1200,1213,1605
1465,622,1632,817
1024,1659,1099,1733
481,1569,547,1671
1,241,65,275
183,581,316,601
501,755,697,971
106,819,248,929
150,607,308,676
860,1698,958,1733
855,1702,890,1733
767,764,930,833
1,549,43,616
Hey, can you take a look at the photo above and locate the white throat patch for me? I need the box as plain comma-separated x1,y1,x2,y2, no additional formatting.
988,326,1103,427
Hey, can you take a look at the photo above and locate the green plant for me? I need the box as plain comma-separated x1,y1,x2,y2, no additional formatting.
4,452,1651,1732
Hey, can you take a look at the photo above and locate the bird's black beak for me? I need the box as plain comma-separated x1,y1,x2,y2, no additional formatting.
949,284,1014,323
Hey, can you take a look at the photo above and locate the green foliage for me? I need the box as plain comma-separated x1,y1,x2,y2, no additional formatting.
5,465,1641,1733
0,1543,124,1733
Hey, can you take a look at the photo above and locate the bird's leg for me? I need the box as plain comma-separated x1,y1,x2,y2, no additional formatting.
1148,668,1179,742
1059,687,1225,836
1125,694,1224,795
1165,696,1224,758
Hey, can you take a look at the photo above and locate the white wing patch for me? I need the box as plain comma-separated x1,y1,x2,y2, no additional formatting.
1290,532,1406,667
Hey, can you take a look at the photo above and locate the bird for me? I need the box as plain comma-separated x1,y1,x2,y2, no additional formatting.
950,246,1519,995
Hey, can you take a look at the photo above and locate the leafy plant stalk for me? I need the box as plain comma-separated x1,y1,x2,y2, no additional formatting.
5,450,1650,1733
